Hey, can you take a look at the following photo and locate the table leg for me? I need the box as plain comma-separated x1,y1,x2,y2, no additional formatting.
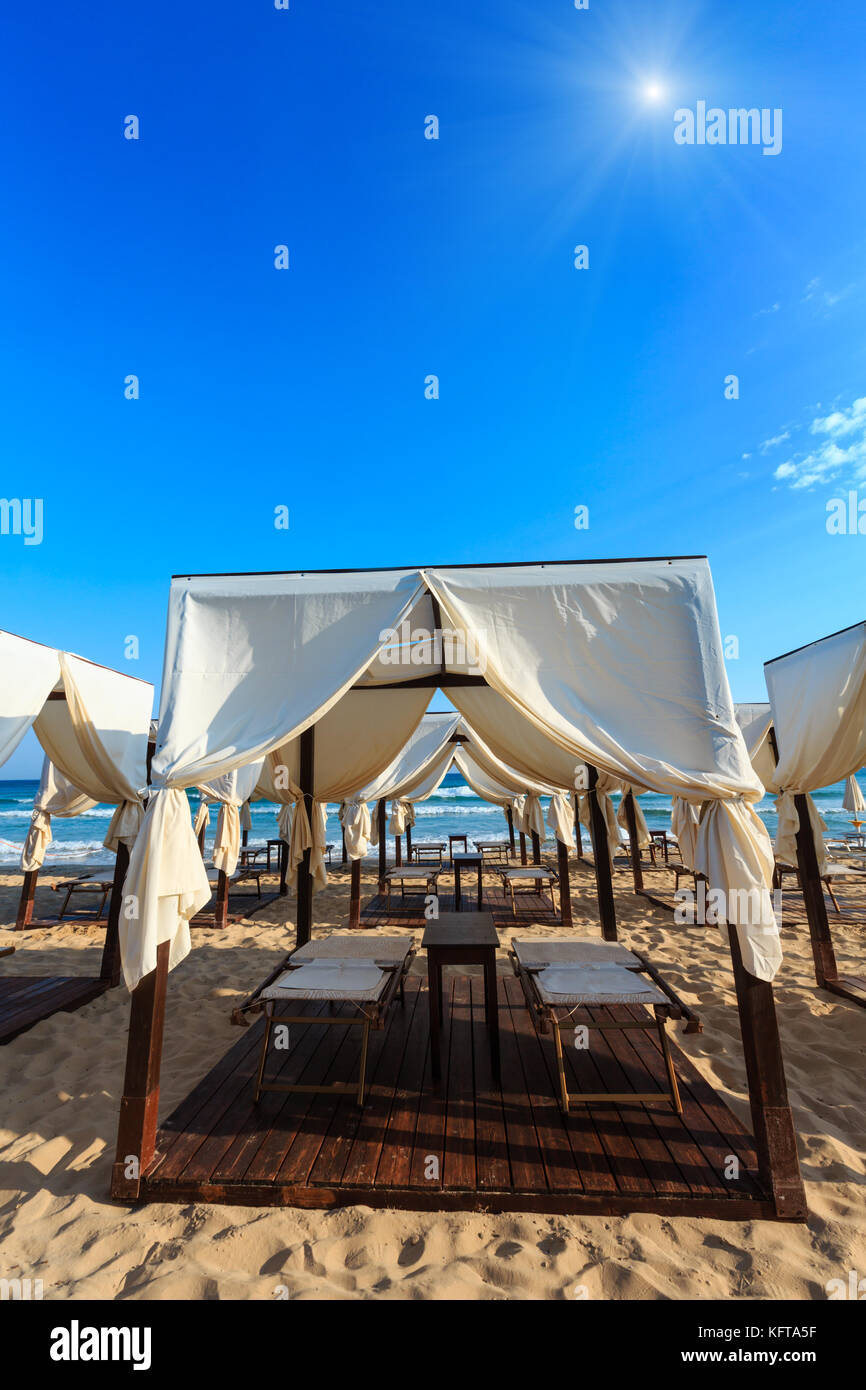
428,953,442,1083
455,862,462,911
476,863,482,910
484,952,501,1081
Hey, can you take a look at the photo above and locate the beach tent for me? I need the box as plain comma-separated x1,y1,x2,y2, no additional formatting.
764,620,866,1006
111,558,804,1218
734,703,776,789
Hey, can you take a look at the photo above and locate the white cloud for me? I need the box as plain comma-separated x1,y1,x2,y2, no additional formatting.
765,392,866,491
759,429,790,452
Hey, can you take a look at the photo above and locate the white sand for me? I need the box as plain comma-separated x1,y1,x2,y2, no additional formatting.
1,860,864,1301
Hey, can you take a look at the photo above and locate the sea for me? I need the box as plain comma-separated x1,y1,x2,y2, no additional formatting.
1,770,864,869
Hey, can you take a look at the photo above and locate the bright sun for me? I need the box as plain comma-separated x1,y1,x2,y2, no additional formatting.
642,81,665,103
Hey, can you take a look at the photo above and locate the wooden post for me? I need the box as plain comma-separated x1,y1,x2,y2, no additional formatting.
519,831,527,865
295,727,315,948
214,870,229,930
348,856,361,929
279,837,289,896
623,791,644,894
395,834,402,867
727,924,807,1219
111,938,170,1201
406,822,413,860
15,869,38,930
341,826,347,865
556,837,573,928
377,799,387,885
793,792,839,989
574,799,584,860
767,729,841,994
531,829,541,864
586,764,618,941
197,807,207,858
506,806,516,856
100,842,130,986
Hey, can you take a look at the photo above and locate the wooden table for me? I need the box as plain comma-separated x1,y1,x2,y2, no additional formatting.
473,840,510,863
422,912,500,1082
452,852,483,910
649,830,672,864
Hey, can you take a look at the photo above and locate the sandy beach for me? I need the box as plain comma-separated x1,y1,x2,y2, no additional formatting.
1,858,864,1302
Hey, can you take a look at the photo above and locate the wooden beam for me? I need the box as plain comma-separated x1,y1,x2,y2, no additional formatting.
586,763,618,941
111,939,170,1201
623,791,644,894
282,837,291,895
406,823,413,859
214,870,229,931
726,924,807,1220
505,806,516,856
519,831,527,866
793,792,840,989
15,870,37,930
351,673,488,691
348,857,361,929
100,842,129,986
530,830,541,864
556,838,573,928
574,799,584,859
395,833,402,867
377,800,387,884
295,727,315,948
341,826,347,865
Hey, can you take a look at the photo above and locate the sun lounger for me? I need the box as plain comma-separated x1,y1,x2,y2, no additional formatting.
508,937,683,1115
774,860,865,913
473,840,511,863
206,865,264,898
381,864,441,909
243,935,415,1105
51,874,113,920
498,864,560,916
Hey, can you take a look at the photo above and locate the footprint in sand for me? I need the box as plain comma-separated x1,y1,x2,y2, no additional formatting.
398,1234,425,1267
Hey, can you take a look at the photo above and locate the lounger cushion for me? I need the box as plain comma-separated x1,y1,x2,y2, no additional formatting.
513,937,641,968
263,959,385,1001
536,963,667,1006
292,934,411,963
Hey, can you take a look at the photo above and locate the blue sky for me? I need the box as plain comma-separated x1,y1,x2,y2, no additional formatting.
2,0,865,774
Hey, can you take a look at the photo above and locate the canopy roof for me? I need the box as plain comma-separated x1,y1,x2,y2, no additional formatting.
122,557,779,990
764,620,866,793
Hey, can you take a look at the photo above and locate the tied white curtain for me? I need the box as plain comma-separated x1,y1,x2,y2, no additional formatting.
546,791,575,846
340,799,373,860
32,652,153,857
21,758,97,872
671,798,701,870
616,786,650,848
429,559,778,979
388,799,415,836
774,791,828,876
575,770,622,865
240,800,252,833
121,569,426,989
277,803,293,843
193,799,211,838
199,763,263,876
521,792,546,841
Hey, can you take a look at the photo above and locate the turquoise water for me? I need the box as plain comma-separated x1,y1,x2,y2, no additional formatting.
1,770,864,868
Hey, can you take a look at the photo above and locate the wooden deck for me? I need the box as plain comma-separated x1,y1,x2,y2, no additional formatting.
360,885,561,928
191,890,282,928
139,973,784,1219
0,975,108,1044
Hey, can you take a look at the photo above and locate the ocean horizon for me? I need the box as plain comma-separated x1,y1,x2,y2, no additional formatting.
2,769,863,869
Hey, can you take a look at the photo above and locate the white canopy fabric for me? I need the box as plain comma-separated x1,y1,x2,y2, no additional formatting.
734,702,776,789
843,773,866,814
21,758,97,872
121,560,778,990
765,622,866,875
0,631,61,769
195,762,264,876
33,653,153,853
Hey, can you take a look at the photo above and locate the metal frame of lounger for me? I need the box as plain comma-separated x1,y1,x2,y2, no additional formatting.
773,860,865,914
243,943,416,1106
52,876,113,920
508,942,683,1116
381,866,441,910
498,865,560,917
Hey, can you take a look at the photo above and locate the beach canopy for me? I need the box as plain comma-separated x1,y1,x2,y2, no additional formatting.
0,630,154,867
765,620,866,872
120,559,779,990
